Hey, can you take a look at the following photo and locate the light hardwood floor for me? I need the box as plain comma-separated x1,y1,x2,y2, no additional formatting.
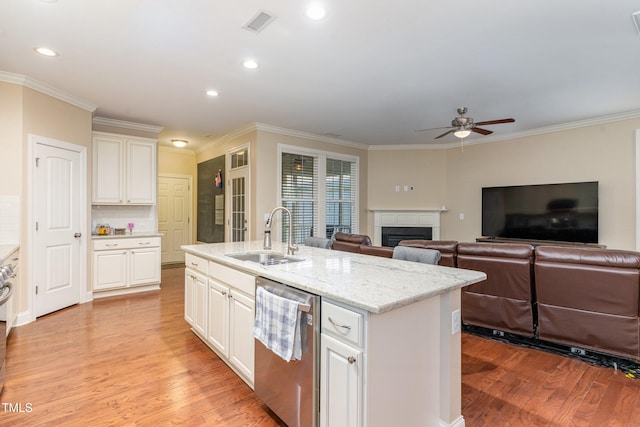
2,267,640,426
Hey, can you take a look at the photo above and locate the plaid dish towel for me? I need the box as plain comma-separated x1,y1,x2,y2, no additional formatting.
253,286,302,362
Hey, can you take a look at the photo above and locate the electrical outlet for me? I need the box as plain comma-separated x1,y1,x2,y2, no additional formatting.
459,213,465,220
395,185,400,192
451,309,461,335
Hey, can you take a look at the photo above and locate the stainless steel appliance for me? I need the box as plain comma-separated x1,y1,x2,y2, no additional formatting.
254,277,319,427
0,259,16,394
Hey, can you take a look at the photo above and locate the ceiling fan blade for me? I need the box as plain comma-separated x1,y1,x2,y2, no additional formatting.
474,118,515,126
415,126,452,132
472,127,493,135
435,129,455,139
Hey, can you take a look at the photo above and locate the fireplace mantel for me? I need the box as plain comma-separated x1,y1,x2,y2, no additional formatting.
370,209,443,246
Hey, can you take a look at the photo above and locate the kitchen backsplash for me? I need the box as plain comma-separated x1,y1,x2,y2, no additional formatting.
91,205,157,234
0,195,20,244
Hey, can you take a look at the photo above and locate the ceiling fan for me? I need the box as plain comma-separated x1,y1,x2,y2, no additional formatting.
417,107,515,139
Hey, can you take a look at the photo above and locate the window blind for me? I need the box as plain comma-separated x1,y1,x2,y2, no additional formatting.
281,152,318,244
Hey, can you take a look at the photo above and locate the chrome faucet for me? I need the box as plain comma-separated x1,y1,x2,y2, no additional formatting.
265,206,299,255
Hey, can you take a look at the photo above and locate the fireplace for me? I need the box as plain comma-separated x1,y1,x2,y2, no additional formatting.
382,226,432,247
371,209,442,246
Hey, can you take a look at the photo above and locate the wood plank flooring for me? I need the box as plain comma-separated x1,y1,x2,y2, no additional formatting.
2,266,640,426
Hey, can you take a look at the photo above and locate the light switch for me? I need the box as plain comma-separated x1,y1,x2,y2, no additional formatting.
395,185,400,192
459,213,465,220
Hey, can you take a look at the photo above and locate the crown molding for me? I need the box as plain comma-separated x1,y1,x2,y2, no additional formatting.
92,116,163,133
196,123,259,153
0,71,97,112
254,122,369,150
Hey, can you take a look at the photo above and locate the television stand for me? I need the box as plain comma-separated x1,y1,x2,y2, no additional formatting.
476,237,606,249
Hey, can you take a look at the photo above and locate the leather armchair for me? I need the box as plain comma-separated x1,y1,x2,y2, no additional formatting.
457,242,535,337
534,245,640,360
331,232,372,253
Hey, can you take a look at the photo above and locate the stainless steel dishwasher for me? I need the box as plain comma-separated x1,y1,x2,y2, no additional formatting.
254,276,319,427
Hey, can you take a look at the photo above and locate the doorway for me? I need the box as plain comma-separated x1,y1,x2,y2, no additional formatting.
30,135,87,318
158,174,192,264
226,146,250,242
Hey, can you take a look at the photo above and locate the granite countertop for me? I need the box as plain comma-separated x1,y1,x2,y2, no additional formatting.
0,244,19,265
182,241,486,314
91,232,163,239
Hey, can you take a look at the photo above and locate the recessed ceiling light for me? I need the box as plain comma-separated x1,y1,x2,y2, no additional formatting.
242,59,259,69
306,3,326,20
34,47,58,57
171,139,188,148
206,90,219,97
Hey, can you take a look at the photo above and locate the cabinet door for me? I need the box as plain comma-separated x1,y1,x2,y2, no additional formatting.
126,139,157,204
129,247,161,286
320,333,363,427
229,290,255,384
184,269,195,326
92,136,124,203
208,279,230,356
93,249,128,290
191,271,207,337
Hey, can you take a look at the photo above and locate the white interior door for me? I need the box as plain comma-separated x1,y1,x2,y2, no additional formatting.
33,139,83,317
158,175,192,264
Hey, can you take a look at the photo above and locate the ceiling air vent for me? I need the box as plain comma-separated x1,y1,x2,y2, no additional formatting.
243,11,275,33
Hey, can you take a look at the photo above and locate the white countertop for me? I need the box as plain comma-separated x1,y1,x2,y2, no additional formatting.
182,241,486,314
91,232,162,239
0,244,19,265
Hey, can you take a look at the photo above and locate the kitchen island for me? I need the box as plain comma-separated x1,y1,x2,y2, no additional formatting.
182,240,486,427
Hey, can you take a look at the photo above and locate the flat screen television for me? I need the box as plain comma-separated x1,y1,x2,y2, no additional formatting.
482,181,598,244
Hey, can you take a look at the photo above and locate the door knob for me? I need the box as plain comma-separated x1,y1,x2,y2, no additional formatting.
74,233,82,238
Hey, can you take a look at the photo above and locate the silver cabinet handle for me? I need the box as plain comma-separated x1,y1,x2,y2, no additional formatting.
106,243,118,247
347,356,356,365
191,262,199,267
138,242,151,246
328,317,351,330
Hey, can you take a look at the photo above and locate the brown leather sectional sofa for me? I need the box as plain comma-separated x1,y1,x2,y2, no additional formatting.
330,234,640,361
458,242,640,361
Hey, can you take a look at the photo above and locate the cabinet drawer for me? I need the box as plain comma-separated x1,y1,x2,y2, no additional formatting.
94,237,160,251
321,300,364,347
185,253,208,275
209,261,255,296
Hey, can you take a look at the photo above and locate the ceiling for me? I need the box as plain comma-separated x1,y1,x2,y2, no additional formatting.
2,0,640,150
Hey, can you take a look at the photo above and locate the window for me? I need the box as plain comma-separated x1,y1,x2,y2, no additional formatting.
280,146,358,244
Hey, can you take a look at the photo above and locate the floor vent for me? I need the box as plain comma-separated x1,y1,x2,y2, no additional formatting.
243,11,275,33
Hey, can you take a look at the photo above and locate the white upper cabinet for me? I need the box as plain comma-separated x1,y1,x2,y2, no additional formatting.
92,132,157,205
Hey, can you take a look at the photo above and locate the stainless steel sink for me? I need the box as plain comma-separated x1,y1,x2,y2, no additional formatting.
225,251,304,265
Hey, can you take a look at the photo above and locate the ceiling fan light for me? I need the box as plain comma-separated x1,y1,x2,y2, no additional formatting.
454,129,471,139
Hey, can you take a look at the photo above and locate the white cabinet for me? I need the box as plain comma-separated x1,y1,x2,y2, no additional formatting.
320,300,365,427
185,253,208,335
92,132,157,205
207,279,229,354
185,259,256,387
320,334,363,427
228,289,255,381
92,237,161,294
205,261,256,386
